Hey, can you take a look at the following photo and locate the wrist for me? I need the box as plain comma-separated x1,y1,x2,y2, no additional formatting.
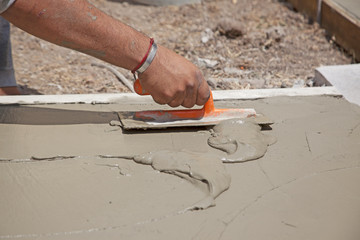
131,38,157,79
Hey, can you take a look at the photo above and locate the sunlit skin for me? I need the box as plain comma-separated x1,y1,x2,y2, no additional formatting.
1,0,210,107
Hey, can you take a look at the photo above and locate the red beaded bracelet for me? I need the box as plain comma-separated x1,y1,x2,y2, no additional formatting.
131,38,155,75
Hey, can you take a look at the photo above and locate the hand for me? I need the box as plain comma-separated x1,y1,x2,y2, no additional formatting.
0,87,21,95
138,45,210,108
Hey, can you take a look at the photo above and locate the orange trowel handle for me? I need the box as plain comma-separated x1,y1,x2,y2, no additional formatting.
134,79,149,96
133,79,215,120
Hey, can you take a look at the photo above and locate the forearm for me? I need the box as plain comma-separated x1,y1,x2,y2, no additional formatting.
2,0,210,107
1,0,149,70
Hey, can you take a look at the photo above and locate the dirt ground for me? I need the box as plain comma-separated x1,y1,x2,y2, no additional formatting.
10,0,352,95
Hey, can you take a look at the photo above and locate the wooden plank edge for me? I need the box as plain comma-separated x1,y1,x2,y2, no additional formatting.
321,0,360,61
0,87,341,105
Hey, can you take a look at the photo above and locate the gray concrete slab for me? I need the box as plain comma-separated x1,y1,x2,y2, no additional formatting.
315,64,360,106
1,95,360,240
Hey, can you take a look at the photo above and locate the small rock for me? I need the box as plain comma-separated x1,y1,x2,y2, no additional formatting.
263,39,272,50
201,36,209,44
280,79,292,88
222,78,239,83
306,79,314,87
248,79,265,89
238,79,265,89
47,83,63,90
197,57,219,68
216,18,244,39
224,67,243,75
265,26,285,42
292,79,305,88
201,28,214,44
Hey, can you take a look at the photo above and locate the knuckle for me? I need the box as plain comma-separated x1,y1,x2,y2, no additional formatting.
169,101,181,108
162,90,173,102
185,79,195,89
176,84,187,94
153,97,167,105
182,101,195,108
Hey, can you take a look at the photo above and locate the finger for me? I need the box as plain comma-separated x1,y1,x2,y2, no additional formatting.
140,79,170,105
196,76,210,106
167,88,186,107
150,89,173,105
152,96,167,105
181,81,197,108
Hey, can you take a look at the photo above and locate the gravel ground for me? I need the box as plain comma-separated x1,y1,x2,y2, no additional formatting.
10,0,352,95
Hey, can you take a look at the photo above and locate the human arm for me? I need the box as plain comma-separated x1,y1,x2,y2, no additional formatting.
1,0,209,107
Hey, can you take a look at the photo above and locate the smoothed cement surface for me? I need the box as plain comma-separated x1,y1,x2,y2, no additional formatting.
1,96,360,240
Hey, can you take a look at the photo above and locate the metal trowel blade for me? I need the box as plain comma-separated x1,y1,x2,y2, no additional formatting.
118,112,273,130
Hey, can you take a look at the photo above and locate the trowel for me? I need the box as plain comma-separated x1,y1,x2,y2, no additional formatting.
118,79,272,130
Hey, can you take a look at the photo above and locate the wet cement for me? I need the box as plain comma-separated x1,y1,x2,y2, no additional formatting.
133,150,231,210
1,96,360,239
208,118,276,162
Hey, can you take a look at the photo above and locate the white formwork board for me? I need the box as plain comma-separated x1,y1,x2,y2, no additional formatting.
315,64,360,106
0,87,341,105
